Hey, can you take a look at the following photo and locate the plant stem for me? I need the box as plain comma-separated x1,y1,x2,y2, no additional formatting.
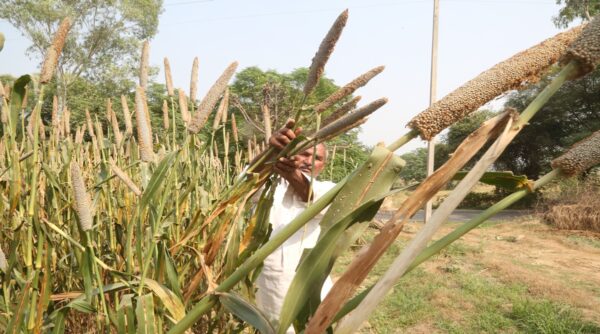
386,129,418,152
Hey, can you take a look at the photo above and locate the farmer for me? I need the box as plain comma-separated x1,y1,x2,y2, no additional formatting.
254,119,335,331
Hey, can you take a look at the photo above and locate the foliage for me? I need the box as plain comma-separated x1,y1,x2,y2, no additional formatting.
553,0,600,28
0,0,163,104
230,66,340,140
398,147,428,182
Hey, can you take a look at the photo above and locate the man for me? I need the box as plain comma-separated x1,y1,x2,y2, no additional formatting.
255,119,335,330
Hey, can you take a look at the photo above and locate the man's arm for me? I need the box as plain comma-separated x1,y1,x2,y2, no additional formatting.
260,119,313,202
273,156,312,202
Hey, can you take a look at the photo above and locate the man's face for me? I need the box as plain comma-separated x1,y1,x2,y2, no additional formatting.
295,144,326,176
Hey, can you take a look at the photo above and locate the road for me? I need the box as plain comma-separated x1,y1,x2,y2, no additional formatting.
375,209,533,223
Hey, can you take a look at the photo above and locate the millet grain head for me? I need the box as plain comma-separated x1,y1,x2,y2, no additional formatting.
322,95,362,127
314,66,383,113
135,86,155,162
85,109,95,138
221,89,230,123
551,129,600,176
188,61,238,133
562,16,600,77
190,57,199,104
0,246,7,272
231,114,239,143
304,9,349,96
313,97,387,141
121,95,133,136
408,24,585,140
178,88,190,124
164,57,175,96
40,17,72,84
139,41,150,89
70,161,93,231
109,161,142,196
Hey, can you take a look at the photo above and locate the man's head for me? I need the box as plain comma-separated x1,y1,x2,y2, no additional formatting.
295,143,327,176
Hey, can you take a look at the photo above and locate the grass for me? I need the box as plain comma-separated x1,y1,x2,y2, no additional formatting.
511,300,600,334
567,235,600,249
333,227,600,333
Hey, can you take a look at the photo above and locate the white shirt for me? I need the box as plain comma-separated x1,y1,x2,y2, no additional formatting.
255,175,335,331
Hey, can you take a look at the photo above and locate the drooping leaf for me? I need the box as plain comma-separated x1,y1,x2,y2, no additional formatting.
140,151,178,211
163,247,183,299
137,278,185,322
218,292,276,334
9,75,31,136
68,299,95,314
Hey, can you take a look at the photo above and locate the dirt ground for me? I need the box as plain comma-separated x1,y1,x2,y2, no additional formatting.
402,218,600,324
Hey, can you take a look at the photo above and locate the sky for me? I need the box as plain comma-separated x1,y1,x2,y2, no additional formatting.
0,0,576,154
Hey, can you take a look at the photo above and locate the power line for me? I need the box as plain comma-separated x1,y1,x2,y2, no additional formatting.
162,0,557,27
163,1,428,26
164,0,215,6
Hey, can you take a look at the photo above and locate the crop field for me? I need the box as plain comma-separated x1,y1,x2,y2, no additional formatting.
0,8,600,334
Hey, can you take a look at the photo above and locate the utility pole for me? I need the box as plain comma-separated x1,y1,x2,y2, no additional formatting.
425,0,439,224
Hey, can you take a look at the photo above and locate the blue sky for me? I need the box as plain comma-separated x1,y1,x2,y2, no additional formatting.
0,0,575,153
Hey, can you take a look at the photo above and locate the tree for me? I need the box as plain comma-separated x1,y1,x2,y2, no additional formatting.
553,0,600,28
230,67,340,141
398,148,428,182
229,66,369,182
0,0,163,107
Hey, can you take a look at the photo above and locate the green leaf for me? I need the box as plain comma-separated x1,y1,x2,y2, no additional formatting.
140,151,178,211
163,247,183,299
120,294,136,334
218,292,276,334
9,75,31,136
51,310,66,334
68,299,95,314
136,293,157,334
454,171,533,191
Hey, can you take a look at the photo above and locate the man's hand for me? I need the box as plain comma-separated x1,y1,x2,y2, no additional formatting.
273,156,303,180
268,119,302,151
267,119,312,202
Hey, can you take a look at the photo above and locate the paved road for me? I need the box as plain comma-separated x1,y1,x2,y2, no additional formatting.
375,209,533,223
